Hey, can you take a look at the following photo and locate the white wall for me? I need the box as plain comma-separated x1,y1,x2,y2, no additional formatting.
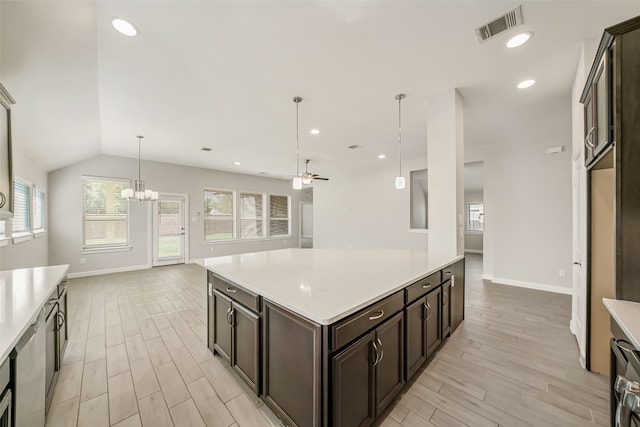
314,156,428,250
0,148,49,269
464,190,483,253
466,91,573,293
48,154,309,276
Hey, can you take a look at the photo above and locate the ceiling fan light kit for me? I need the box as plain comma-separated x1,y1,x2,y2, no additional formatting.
395,93,406,190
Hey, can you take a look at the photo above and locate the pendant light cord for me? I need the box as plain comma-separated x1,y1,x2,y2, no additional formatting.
296,101,300,177
397,94,403,177
138,136,142,182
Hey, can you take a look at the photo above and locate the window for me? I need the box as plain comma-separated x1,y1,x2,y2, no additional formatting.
466,203,484,232
32,187,45,232
205,189,235,241
269,194,290,236
12,179,31,235
240,192,265,239
82,176,129,248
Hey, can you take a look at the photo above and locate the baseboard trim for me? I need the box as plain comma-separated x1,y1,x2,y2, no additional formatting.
488,276,573,295
67,263,151,279
464,249,483,254
570,319,576,335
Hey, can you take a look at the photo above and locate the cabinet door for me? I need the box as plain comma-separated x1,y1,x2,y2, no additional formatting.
207,282,214,352
447,260,465,332
332,332,376,427
375,312,404,416
57,290,68,363
232,302,260,394
213,290,232,363
426,288,441,358
45,304,58,414
441,282,451,338
593,53,610,155
584,89,595,165
405,297,427,380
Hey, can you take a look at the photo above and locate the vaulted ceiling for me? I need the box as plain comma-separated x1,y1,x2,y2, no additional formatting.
1,1,639,178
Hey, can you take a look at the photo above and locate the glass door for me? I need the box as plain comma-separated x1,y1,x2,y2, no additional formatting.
153,194,186,266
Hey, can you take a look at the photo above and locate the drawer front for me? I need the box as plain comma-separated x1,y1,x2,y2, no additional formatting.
212,274,260,313
405,271,442,303
331,291,404,352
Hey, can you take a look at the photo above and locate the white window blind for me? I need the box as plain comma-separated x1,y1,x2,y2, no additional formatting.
82,177,129,248
12,180,30,235
269,195,290,236
33,187,45,232
204,189,235,241
466,203,484,232
240,193,265,239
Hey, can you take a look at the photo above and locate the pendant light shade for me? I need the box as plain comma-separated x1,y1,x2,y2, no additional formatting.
121,136,158,201
394,94,406,190
292,96,303,190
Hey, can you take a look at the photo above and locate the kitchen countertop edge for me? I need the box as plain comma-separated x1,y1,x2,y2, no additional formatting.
603,298,640,349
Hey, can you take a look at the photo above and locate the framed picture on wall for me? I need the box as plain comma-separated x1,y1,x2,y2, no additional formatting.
0,83,15,219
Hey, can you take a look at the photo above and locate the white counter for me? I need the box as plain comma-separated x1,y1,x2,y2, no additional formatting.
197,249,462,325
603,298,640,349
0,265,69,363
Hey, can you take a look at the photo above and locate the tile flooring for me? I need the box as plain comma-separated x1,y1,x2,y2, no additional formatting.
45,255,609,426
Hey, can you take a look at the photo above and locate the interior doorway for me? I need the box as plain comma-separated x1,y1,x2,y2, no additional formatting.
300,201,313,248
152,193,188,266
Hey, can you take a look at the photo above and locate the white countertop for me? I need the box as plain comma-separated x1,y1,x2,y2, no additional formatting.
603,298,640,349
196,249,462,325
0,265,69,363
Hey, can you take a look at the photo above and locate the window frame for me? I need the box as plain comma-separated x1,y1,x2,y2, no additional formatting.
239,191,266,240
81,175,130,251
12,177,32,242
204,188,237,242
32,186,46,235
268,193,291,237
466,202,485,233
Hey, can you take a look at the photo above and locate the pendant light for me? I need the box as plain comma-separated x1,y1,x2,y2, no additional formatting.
121,135,158,201
395,94,406,189
292,96,303,190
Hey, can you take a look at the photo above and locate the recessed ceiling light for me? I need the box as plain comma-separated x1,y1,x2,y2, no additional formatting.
517,79,536,89
507,32,532,48
378,154,386,159
310,129,320,135
112,18,138,37
234,161,241,165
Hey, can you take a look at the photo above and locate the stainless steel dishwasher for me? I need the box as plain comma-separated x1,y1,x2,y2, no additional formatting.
10,306,46,427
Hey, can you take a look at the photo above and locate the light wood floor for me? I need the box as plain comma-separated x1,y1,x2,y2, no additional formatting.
45,254,609,427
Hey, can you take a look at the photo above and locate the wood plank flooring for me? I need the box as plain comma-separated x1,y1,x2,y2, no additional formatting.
45,254,608,427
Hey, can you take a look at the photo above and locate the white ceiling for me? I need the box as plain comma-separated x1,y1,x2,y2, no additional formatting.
2,1,640,179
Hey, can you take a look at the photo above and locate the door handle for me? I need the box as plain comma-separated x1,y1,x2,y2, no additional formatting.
226,307,233,326
376,338,384,365
443,291,448,306
372,339,380,366
424,302,432,321
226,287,237,293
573,262,582,266
57,311,65,329
368,310,384,321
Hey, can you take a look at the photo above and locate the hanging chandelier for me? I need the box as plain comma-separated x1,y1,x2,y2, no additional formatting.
121,135,158,201
394,94,406,190
292,96,303,190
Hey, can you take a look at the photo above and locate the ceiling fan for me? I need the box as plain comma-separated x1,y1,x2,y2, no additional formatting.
301,159,329,184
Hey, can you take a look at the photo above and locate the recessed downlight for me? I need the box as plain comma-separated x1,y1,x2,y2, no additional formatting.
234,161,241,165
517,79,536,89
507,32,532,48
378,154,386,159
112,18,138,37
310,129,320,135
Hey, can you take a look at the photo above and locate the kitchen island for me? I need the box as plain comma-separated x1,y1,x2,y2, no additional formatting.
198,249,464,427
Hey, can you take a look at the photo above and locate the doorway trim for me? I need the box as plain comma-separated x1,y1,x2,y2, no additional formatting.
299,201,313,248
152,192,189,266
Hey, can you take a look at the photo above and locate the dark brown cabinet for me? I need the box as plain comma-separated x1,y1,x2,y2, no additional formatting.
446,259,465,333
332,312,404,427
210,273,261,395
441,282,451,339
584,51,612,166
405,288,441,380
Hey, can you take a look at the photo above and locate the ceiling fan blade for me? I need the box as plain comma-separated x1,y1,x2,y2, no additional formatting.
314,177,330,181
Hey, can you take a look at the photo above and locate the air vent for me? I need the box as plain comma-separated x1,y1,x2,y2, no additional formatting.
346,144,362,150
201,147,212,151
475,5,523,43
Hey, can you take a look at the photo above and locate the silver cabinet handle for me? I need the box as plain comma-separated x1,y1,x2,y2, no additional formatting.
57,311,65,329
226,287,237,293
374,337,384,366
226,307,233,326
372,339,380,366
444,271,452,276
443,291,448,306
585,127,596,149
422,283,432,289
368,310,384,321
424,302,432,321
